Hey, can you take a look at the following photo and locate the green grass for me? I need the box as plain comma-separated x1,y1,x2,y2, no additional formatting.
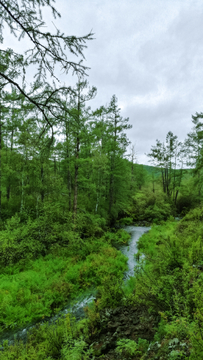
0,241,127,333
3,208,203,359
122,207,203,359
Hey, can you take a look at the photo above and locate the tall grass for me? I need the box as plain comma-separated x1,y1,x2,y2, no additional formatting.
123,207,203,359
0,242,127,332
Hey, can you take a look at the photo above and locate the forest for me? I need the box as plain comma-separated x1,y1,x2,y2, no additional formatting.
1,0,203,359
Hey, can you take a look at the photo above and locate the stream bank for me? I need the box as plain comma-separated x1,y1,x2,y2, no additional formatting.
0,226,150,352
89,304,159,359
88,226,156,359
0,290,97,349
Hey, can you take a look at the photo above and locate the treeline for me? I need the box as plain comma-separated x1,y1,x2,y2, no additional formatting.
2,56,203,227
2,76,203,227
145,113,203,216
0,76,145,225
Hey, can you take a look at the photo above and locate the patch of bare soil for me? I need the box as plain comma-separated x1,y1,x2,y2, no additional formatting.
88,305,159,359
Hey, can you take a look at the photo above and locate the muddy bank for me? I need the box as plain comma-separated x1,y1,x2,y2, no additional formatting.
87,304,190,359
89,305,159,359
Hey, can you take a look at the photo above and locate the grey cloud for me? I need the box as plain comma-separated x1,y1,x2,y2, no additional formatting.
5,0,203,164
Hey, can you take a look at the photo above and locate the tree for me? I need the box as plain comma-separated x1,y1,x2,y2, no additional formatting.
60,102,73,212
106,95,132,222
185,113,203,199
147,132,183,204
66,78,96,219
147,139,164,190
0,0,93,128
90,106,111,215
0,91,8,219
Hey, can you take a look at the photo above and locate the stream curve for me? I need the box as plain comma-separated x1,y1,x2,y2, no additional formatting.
0,226,150,348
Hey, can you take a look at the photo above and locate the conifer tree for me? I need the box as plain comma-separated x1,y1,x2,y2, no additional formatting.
106,95,132,222
147,132,182,203
185,113,203,199
0,0,93,127
68,78,96,219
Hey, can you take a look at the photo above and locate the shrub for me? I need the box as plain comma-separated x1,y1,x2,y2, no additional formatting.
131,187,173,223
118,217,134,225
116,338,148,358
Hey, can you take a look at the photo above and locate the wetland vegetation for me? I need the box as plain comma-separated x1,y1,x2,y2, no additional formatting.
2,1,203,358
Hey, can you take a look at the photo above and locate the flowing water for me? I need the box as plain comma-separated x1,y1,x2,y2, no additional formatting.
0,290,97,348
0,226,150,348
118,226,151,279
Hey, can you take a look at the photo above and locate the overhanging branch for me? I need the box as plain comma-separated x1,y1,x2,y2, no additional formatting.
0,71,53,128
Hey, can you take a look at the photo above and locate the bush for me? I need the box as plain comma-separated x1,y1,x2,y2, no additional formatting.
0,207,108,266
118,217,134,225
116,338,148,358
0,314,93,360
131,187,173,223
104,229,131,245
96,276,125,309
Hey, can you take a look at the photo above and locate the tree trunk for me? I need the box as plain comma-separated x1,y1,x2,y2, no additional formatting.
109,163,114,216
68,165,71,211
7,128,13,201
20,168,24,212
131,146,135,190
161,169,165,193
73,91,81,221
0,113,2,219
54,157,57,174
73,136,79,220
109,114,117,220
95,165,102,213
175,189,179,205
41,164,44,202
152,172,155,193
7,185,10,201
66,121,72,211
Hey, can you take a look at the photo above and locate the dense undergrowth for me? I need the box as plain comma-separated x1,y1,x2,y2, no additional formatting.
129,186,174,223
3,207,203,359
123,206,203,359
0,244,127,332
0,207,130,335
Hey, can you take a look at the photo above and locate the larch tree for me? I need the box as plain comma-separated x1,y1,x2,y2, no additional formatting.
185,113,203,199
147,132,183,204
68,78,96,220
0,0,93,129
106,95,132,222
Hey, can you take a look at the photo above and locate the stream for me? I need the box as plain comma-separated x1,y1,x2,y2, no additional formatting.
118,226,150,279
0,226,150,348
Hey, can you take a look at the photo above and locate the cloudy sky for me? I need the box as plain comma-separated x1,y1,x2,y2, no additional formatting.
5,0,203,164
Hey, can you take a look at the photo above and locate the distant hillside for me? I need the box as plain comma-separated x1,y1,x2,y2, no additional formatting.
142,164,161,175
134,163,162,177
136,163,191,177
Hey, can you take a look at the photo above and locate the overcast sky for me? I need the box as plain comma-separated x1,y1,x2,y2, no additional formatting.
5,0,203,164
